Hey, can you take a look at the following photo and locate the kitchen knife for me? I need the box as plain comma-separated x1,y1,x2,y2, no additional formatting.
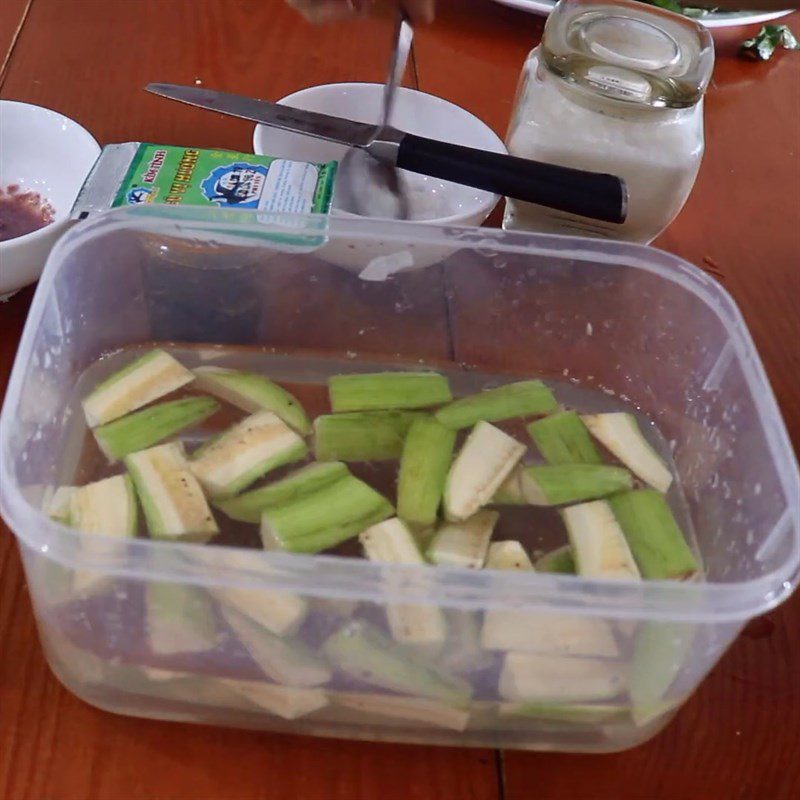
146,82,627,224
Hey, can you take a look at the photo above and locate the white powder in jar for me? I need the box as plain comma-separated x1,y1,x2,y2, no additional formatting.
504,52,705,243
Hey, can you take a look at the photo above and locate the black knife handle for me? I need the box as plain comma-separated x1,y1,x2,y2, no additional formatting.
396,133,627,225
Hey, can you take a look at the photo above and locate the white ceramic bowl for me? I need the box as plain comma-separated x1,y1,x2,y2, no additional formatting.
0,101,100,298
253,83,506,272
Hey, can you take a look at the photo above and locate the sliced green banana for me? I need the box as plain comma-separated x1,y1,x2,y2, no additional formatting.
444,422,525,521
82,349,194,427
562,500,640,581
360,518,446,646
261,475,393,554
330,691,469,731
535,545,576,575
190,411,307,499
93,396,219,462
527,410,602,465
498,652,627,702
485,540,535,571
145,582,219,656
397,416,456,528
328,372,452,412
193,366,310,434
609,490,699,580
426,510,498,569
215,462,349,524
313,411,422,462
435,380,557,430
125,442,218,542
221,605,331,688
323,620,470,705
582,413,673,493
217,678,328,719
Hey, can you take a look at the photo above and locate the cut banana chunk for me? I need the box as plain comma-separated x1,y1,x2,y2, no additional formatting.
435,380,557,430
221,606,331,688
331,691,469,731
527,410,602,465
193,367,310,434
360,518,446,646
582,413,673,493
481,610,619,659
609,490,699,580
426,510,498,569
93,396,219,462
190,411,307,499
397,416,456,528
499,652,628,702
562,500,640,581
314,411,422,462
45,486,77,524
485,540,535,571
145,582,219,656
215,462,349,524
82,349,194,427
68,475,138,595
261,475,393,554
217,678,328,719
125,442,218,542
329,372,452,412
444,422,525,521
323,620,470,705
522,464,633,506
535,545,576,575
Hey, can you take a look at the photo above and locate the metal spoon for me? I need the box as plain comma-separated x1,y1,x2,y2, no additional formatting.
335,14,413,219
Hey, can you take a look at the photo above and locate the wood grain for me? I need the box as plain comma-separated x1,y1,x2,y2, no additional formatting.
1,0,799,798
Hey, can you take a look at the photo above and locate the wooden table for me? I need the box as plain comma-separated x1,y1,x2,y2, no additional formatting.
1,1,798,798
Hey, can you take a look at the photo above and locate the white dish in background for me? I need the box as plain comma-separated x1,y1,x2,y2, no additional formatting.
0,101,99,299
490,0,793,29
253,83,506,272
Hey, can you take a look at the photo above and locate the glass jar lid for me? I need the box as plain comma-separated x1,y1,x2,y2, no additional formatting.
541,0,714,108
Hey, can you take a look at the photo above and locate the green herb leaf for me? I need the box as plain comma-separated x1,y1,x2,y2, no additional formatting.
740,25,800,62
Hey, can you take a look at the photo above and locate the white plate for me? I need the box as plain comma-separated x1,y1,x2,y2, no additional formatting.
491,0,793,29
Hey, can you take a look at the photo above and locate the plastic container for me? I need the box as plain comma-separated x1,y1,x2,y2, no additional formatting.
1,206,798,753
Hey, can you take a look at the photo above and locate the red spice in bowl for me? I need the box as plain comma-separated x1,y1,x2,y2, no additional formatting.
0,185,56,243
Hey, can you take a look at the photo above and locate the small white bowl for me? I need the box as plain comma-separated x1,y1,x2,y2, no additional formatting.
0,101,100,298
253,83,506,272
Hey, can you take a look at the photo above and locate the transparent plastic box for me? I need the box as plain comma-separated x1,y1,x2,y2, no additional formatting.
1,207,798,753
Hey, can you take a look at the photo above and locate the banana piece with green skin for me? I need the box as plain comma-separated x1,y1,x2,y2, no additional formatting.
444,422,525,521
435,380,557,430
217,678,328,720
261,475,394,554
535,545,576,574
213,550,308,637
314,411,423,462
562,500,641,581
426,510,498,569
145,582,220,656
221,605,331,688
609,490,699,580
330,691,470,732
215,462,350,524
328,372,452,412
582,412,673,493
323,620,471,705
359,518,446,646
125,442,218,542
527,410,602,465
82,349,194,427
93,396,220,462
190,411,307,499
193,366,311,435
68,474,139,595
499,652,628,703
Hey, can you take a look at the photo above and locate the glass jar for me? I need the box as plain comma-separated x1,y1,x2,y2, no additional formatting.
503,0,714,243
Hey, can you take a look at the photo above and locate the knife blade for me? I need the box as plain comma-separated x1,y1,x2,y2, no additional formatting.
146,83,379,148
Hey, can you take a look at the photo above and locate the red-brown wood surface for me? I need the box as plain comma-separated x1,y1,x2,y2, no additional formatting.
1,0,799,798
